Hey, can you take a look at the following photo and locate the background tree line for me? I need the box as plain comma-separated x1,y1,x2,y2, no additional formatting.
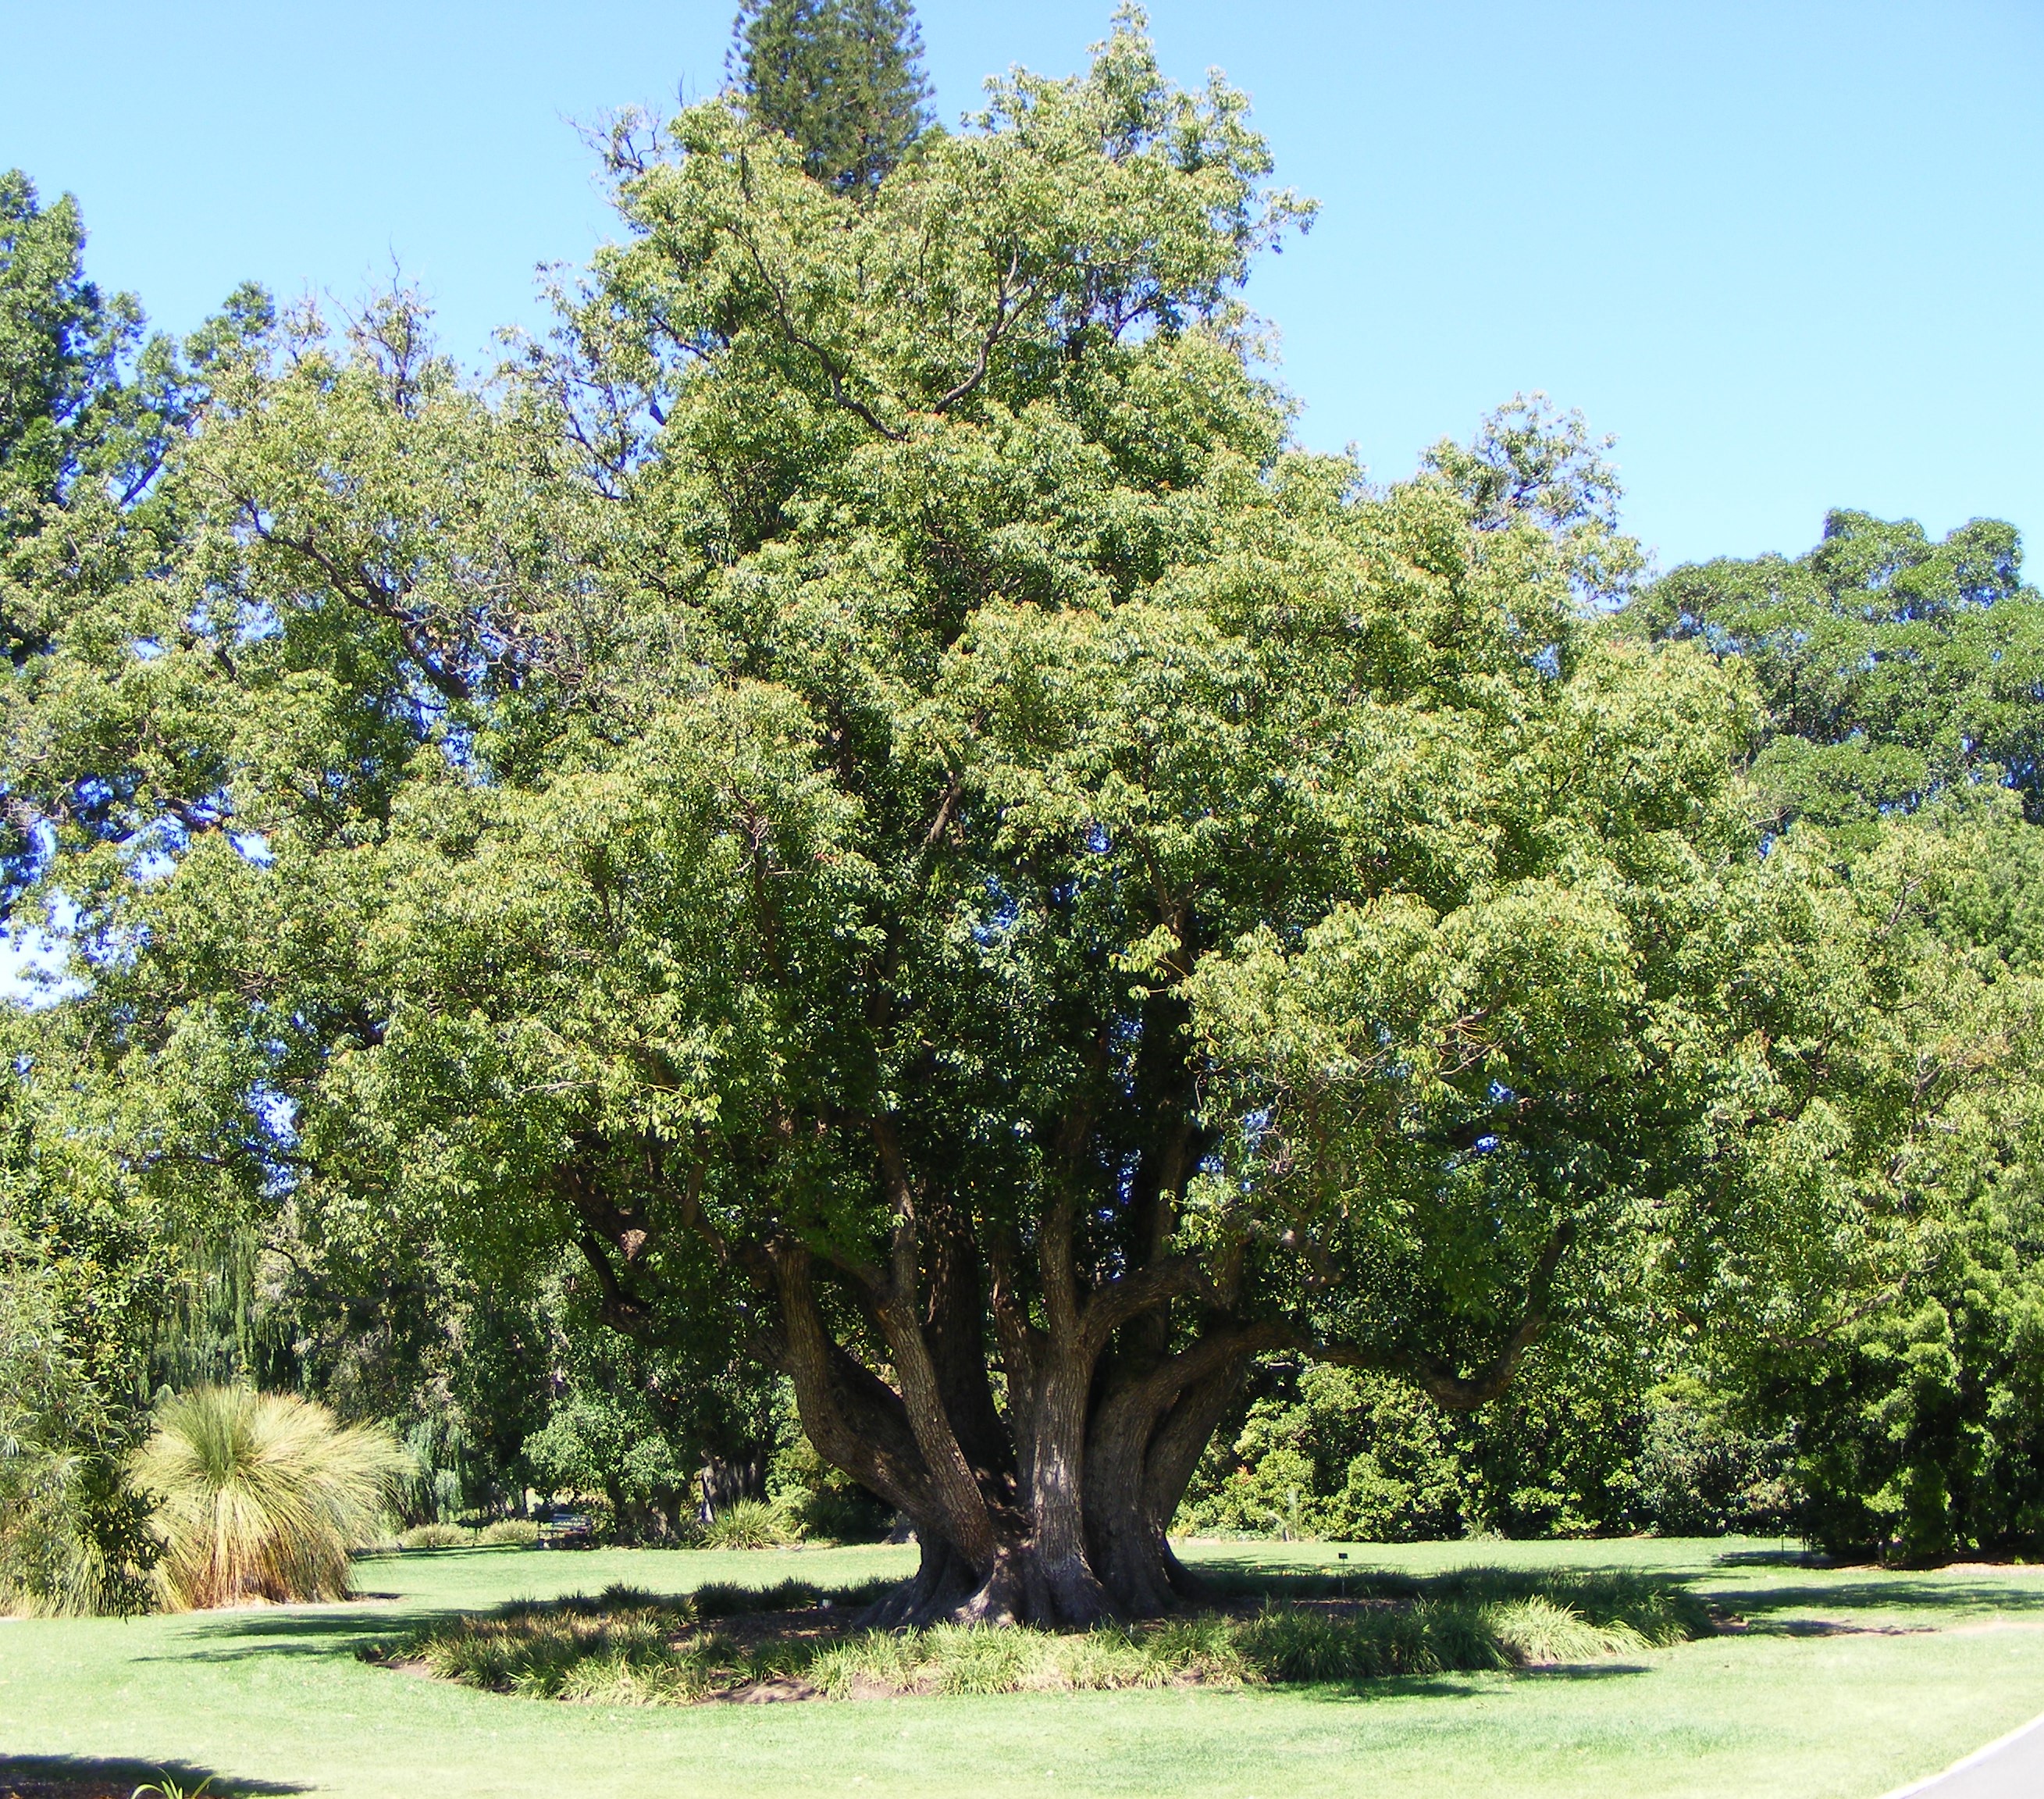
2,0,2041,1616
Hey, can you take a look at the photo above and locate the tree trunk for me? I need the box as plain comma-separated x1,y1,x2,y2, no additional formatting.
749,1142,1282,1626
853,1345,1245,1626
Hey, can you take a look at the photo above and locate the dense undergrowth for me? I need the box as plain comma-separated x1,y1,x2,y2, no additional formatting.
386,1568,1713,1704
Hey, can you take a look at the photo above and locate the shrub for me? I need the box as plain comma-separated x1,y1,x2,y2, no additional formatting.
1178,1366,1465,1541
698,1498,800,1549
1634,1378,1794,1537
0,1441,158,1618
0,1235,159,1616
475,1518,539,1547
130,1387,408,1608
399,1523,471,1550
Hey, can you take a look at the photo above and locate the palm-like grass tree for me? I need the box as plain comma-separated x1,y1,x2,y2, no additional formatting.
129,1387,408,1609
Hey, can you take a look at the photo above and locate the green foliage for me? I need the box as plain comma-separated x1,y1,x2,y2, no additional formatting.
730,0,933,194
1180,1349,1793,1545
1181,1363,1462,1541
129,1386,408,1608
0,1021,176,1615
523,1395,698,1540
0,172,268,904
0,168,161,530
1626,509,2044,834
0,1235,158,1614
1422,390,1649,605
766,1382,893,1539
1758,1192,2044,1562
1630,1379,1793,1537
1618,529,2044,1568
2,13,2037,1601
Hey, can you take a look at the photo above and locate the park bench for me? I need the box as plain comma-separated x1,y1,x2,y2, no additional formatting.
534,1509,593,1548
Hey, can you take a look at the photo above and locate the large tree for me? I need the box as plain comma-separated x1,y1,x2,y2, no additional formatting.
3,24,2019,1619
1629,519,2044,1559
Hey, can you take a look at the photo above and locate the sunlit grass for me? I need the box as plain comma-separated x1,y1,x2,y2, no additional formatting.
8,1540,2044,1799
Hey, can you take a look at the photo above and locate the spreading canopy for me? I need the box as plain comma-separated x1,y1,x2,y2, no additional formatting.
3,23,2019,1619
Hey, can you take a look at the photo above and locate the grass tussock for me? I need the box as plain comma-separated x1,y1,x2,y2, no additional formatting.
389,1518,543,1551
130,1387,408,1610
418,1591,718,1702
397,1523,471,1551
696,1499,802,1549
391,1565,1711,1705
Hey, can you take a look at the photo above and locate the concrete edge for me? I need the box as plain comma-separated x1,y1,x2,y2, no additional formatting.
1872,1708,2044,1799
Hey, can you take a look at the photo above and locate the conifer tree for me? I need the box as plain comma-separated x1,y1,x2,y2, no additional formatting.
728,0,932,193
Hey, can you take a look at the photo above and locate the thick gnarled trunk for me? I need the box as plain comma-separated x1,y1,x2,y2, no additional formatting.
765,1213,1268,1625
585,1143,1566,1626
604,999,1570,1628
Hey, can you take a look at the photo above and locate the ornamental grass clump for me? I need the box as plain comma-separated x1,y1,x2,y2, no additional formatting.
697,1498,801,1549
419,1591,715,1702
1236,1601,1501,1681
130,1386,408,1609
1484,1594,1647,1664
398,1522,470,1550
393,1567,1711,1705
804,1619,1248,1696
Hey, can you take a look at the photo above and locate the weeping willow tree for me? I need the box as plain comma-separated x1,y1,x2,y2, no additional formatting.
2,19,2030,1623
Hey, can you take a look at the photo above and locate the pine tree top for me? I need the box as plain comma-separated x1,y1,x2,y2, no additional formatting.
728,0,934,194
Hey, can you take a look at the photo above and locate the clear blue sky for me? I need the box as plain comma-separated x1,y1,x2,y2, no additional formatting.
5,0,2039,572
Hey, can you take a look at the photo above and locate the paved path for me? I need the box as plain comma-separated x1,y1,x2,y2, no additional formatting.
1890,1711,2044,1798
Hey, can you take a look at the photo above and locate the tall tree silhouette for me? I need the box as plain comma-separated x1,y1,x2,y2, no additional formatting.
729,0,933,193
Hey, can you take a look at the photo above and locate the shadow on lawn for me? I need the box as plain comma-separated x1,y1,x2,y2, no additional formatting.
1184,1559,1685,1602
0,1754,303,1799
141,1604,445,1665
1708,1577,2044,1630
1266,1662,1658,1707
1711,1548,1834,1569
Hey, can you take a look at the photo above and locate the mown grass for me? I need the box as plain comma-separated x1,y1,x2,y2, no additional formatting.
9,1540,2044,1799
394,1564,1715,1704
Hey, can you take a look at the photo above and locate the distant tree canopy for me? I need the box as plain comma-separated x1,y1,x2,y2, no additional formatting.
729,0,932,193
1626,509,2044,836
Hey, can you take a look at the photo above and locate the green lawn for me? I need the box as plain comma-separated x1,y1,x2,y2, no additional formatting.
3,1537,2042,1799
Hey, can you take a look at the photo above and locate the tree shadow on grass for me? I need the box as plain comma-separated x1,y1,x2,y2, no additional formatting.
1279,1662,1655,1705
1188,1555,2044,1626
1708,1577,2044,1630
1711,1548,1834,1569
1183,1559,1685,1604
137,1604,450,1665
0,1754,304,1798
